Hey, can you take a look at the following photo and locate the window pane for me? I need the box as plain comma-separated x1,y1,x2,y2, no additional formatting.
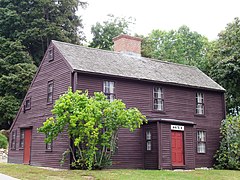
196,93,204,103
197,142,206,153
20,130,24,148
154,87,162,98
26,99,30,108
154,99,163,111
109,94,115,102
47,93,53,103
147,141,151,151
48,84,53,92
146,130,151,140
109,82,114,93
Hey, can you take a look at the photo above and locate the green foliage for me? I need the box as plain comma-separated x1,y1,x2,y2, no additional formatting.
38,88,146,170
210,17,240,113
0,0,87,65
0,0,86,129
0,38,37,129
89,14,135,50
214,114,240,170
141,25,210,72
0,133,8,149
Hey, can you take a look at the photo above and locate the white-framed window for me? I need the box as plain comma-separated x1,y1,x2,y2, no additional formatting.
47,81,54,104
11,130,17,150
103,81,115,102
146,130,151,151
48,48,54,61
196,93,204,115
153,87,164,111
19,129,24,148
197,131,206,153
46,132,52,151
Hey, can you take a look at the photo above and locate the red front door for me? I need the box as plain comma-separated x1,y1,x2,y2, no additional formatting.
171,131,184,166
23,129,32,164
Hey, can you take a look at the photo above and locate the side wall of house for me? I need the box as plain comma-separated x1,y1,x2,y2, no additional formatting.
77,73,224,169
8,43,72,169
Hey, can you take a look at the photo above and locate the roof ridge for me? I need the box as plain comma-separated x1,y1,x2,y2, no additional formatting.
52,40,197,70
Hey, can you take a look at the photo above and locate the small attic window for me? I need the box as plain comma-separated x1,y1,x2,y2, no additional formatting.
48,48,54,61
25,98,31,110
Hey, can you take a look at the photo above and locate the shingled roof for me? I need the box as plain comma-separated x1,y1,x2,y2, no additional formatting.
52,40,225,92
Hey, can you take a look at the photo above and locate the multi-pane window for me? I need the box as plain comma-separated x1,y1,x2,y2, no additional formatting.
47,81,54,103
25,98,31,111
153,87,164,111
196,93,204,114
19,129,24,148
46,141,52,151
146,130,151,151
48,48,54,61
46,133,52,151
11,130,17,150
103,81,115,102
197,131,206,153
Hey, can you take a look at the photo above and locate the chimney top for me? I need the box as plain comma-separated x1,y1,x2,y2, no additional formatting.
113,34,142,56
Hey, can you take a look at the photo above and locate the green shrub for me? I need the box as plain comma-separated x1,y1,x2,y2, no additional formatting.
214,114,240,170
38,88,146,170
0,133,8,149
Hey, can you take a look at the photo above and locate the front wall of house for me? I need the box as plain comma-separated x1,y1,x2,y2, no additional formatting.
77,73,224,169
8,44,72,169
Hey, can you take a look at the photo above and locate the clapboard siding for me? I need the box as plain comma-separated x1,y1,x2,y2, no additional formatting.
9,48,224,170
77,73,224,169
143,122,158,169
8,43,72,169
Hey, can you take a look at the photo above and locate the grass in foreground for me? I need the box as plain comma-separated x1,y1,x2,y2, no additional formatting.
0,163,239,180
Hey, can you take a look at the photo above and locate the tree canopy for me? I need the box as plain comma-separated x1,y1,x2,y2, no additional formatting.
0,38,37,129
214,114,240,170
0,0,87,129
89,14,134,50
0,0,87,65
141,25,211,72
38,88,146,170
210,17,240,113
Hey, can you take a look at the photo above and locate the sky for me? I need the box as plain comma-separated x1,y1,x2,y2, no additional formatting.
80,0,240,42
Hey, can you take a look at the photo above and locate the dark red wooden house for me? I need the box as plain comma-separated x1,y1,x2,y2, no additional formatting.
8,35,225,170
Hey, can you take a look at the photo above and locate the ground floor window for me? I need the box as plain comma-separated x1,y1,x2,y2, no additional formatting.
19,129,24,148
46,133,52,151
197,130,206,153
146,130,151,151
11,130,17,150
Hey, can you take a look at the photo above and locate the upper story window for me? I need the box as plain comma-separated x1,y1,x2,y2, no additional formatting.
197,130,206,153
48,48,54,61
47,81,54,104
103,81,115,102
153,87,164,111
11,130,17,150
146,130,152,151
196,93,204,115
19,129,24,149
24,98,31,112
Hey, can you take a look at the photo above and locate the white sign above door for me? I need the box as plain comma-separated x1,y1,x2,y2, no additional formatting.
171,125,184,131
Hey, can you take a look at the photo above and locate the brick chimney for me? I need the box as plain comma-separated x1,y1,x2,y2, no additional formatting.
113,34,142,56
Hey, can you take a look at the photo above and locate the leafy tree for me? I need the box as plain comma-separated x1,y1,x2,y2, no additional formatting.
38,88,146,170
0,0,87,65
141,25,210,72
214,114,240,170
0,38,37,129
89,14,134,50
0,133,8,149
210,17,240,113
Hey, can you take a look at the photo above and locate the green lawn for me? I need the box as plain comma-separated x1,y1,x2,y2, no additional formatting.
0,163,239,180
